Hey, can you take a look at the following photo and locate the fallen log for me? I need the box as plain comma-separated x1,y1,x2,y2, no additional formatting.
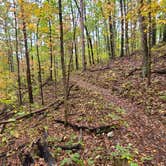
55,120,118,134
126,68,166,78
152,69,166,75
0,99,64,125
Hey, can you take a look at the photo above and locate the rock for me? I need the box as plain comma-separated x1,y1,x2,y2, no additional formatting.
107,131,114,138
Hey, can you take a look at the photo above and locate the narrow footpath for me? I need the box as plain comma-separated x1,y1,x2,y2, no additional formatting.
71,76,166,165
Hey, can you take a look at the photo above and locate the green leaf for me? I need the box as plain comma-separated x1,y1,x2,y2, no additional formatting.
10,130,19,138
17,111,26,116
60,158,72,166
130,162,138,166
2,136,7,143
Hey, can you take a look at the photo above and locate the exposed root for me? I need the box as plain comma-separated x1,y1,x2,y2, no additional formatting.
54,143,82,151
55,119,118,134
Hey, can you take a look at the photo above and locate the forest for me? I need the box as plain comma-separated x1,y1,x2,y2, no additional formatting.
0,0,166,165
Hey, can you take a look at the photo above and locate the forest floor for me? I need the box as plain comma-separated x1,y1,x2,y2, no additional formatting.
0,44,166,166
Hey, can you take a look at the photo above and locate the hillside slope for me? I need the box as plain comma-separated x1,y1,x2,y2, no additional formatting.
0,45,166,165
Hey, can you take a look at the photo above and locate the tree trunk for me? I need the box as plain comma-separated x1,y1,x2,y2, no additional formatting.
71,2,79,70
101,7,111,58
152,20,156,46
109,14,115,59
96,26,100,63
163,24,166,42
59,0,68,125
21,2,33,104
87,41,92,65
73,0,94,66
13,0,22,105
147,0,152,85
139,0,150,81
80,0,86,71
124,0,130,56
36,19,44,105
87,29,95,65
4,19,14,72
120,0,125,57
84,7,94,65
48,20,53,81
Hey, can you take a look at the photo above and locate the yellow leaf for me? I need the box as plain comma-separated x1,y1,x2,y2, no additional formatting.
10,130,19,138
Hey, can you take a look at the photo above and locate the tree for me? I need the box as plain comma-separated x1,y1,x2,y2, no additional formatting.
36,18,44,105
124,0,130,56
13,0,22,105
120,0,125,57
70,1,79,70
20,0,33,103
108,0,115,59
139,0,151,85
163,24,166,42
59,0,68,124
80,0,86,71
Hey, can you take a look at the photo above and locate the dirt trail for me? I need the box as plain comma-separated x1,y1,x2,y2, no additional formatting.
72,76,139,112
71,76,166,165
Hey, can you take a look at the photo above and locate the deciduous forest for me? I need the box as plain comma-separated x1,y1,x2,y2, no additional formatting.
0,0,166,165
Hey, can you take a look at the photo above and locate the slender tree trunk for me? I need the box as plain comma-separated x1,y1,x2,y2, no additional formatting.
120,0,124,57
139,0,150,80
87,41,92,65
96,26,100,63
84,6,94,65
47,0,53,80
80,0,86,71
107,0,115,59
147,0,152,85
163,24,166,42
59,0,68,125
36,19,44,105
13,0,22,105
152,19,156,46
71,2,79,70
48,20,53,81
21,3,33,103
84,5,91,65
113,0,116,54
101,7,111,58
124,0,130,56
109,14,115,59
132,21,136,53
73,0,94,66
130,0,136,54
74,33,79,70
54,54,57,99
87,30,94,65
4,19,14,72
30,38,35,85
